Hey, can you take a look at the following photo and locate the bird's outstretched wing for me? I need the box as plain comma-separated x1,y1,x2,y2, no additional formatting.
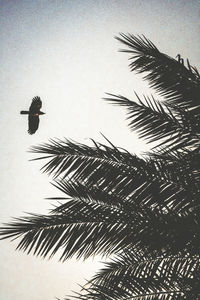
29,96,42,113
28,115,39,134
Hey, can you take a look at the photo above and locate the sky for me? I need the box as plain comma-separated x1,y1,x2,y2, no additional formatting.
0,0,199,299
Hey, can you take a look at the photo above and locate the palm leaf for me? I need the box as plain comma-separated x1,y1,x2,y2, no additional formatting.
68,252,200,299
68,282,186,300
116,34,200,109
1,188,200,260
30,139,196,213
92,253,199,288
104,93,199,153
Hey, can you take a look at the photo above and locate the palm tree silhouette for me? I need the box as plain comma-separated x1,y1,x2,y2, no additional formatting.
1,34,199,299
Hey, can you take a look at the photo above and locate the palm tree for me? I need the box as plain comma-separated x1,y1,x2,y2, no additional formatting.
1,34,200,300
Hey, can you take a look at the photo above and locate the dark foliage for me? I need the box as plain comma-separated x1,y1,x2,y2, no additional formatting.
1,35,200,299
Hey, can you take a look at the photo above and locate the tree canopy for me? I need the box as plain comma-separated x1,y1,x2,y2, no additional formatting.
1,34,200,299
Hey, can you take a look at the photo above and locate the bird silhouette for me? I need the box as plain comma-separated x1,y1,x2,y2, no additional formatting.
20,96,45,134
176,54,184,65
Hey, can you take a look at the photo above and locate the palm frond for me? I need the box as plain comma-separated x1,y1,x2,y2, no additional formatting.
0,212,131,260
104,93,199,153
148,149,200,191
104,93,189,149
1,191,200,261
51,177,175,212
68,281,187,300
92,253,199,288
116,34,200,109
75,252,200,300
30,138,147,179
30,139,197,213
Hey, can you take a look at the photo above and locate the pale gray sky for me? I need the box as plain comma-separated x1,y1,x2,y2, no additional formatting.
0,1,199,299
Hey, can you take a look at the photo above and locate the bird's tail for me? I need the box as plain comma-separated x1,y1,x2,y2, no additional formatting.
20,111,29,114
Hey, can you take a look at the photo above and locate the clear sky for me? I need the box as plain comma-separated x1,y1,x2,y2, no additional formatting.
0,1,199,299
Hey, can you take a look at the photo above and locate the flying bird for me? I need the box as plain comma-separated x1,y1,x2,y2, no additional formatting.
20,96,45,134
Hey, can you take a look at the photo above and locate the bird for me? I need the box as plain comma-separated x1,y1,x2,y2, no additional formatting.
20,96,45,134
176,54,184,65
